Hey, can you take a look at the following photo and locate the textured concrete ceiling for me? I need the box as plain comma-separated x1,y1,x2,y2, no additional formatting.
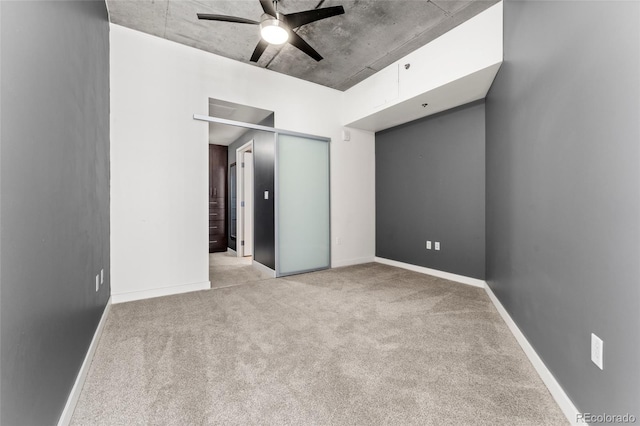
107,0,499,91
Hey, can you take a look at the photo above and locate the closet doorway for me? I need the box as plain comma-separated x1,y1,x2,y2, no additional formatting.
197,112,331,278
236,141,254,258
206,98,274,289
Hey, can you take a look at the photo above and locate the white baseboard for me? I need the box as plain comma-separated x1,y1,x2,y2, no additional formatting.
251,260,276,278
331,255,376,268
374,257,485,288
484,285,579,425
57,298,112,426
111,280,210,304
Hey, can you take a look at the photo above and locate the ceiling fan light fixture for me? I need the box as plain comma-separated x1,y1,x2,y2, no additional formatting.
260,18,289,45
198,0,345,62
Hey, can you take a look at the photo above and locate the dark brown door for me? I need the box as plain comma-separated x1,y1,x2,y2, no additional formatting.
209,144,228,252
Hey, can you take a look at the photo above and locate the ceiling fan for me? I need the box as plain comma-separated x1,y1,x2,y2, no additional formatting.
197,0,345,62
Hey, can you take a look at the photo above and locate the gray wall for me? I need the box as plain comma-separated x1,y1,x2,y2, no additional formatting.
227,121,276,270
226,114,275,167
252,133,276,270
0,1,110,424
376,101,485,279
486,0,639,416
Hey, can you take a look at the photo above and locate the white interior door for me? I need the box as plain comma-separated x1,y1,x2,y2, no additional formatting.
243,152,254,256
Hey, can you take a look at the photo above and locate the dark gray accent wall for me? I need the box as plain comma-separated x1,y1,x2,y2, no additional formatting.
0,1,110,424
226,113,275,167
251,132,276,270
226,114,275,268
486,0,640,416
226,126,276,270
376,101,485,279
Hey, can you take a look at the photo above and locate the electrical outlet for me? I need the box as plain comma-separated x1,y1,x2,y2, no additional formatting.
95,275,100,292
591,333,603,370
100,269,104,285
426,241,432,250
336,237,342,246
435,242,441,251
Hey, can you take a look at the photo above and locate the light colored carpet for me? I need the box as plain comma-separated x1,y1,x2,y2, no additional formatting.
71,263,568,425
209,252,267,290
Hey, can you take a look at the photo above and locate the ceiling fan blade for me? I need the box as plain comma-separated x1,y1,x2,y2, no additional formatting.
250,39,269,62
197,13,259,25
287,32,323,61
284,6,345,29
259,0,277,18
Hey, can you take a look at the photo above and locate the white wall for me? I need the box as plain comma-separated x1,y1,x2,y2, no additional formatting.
110,25,376,301
331,126,376,267
342,1,503,131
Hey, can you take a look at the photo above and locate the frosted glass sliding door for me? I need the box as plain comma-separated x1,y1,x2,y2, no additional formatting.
276,134,330,276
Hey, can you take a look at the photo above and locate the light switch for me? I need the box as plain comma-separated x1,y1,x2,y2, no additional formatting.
264,191,269,200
